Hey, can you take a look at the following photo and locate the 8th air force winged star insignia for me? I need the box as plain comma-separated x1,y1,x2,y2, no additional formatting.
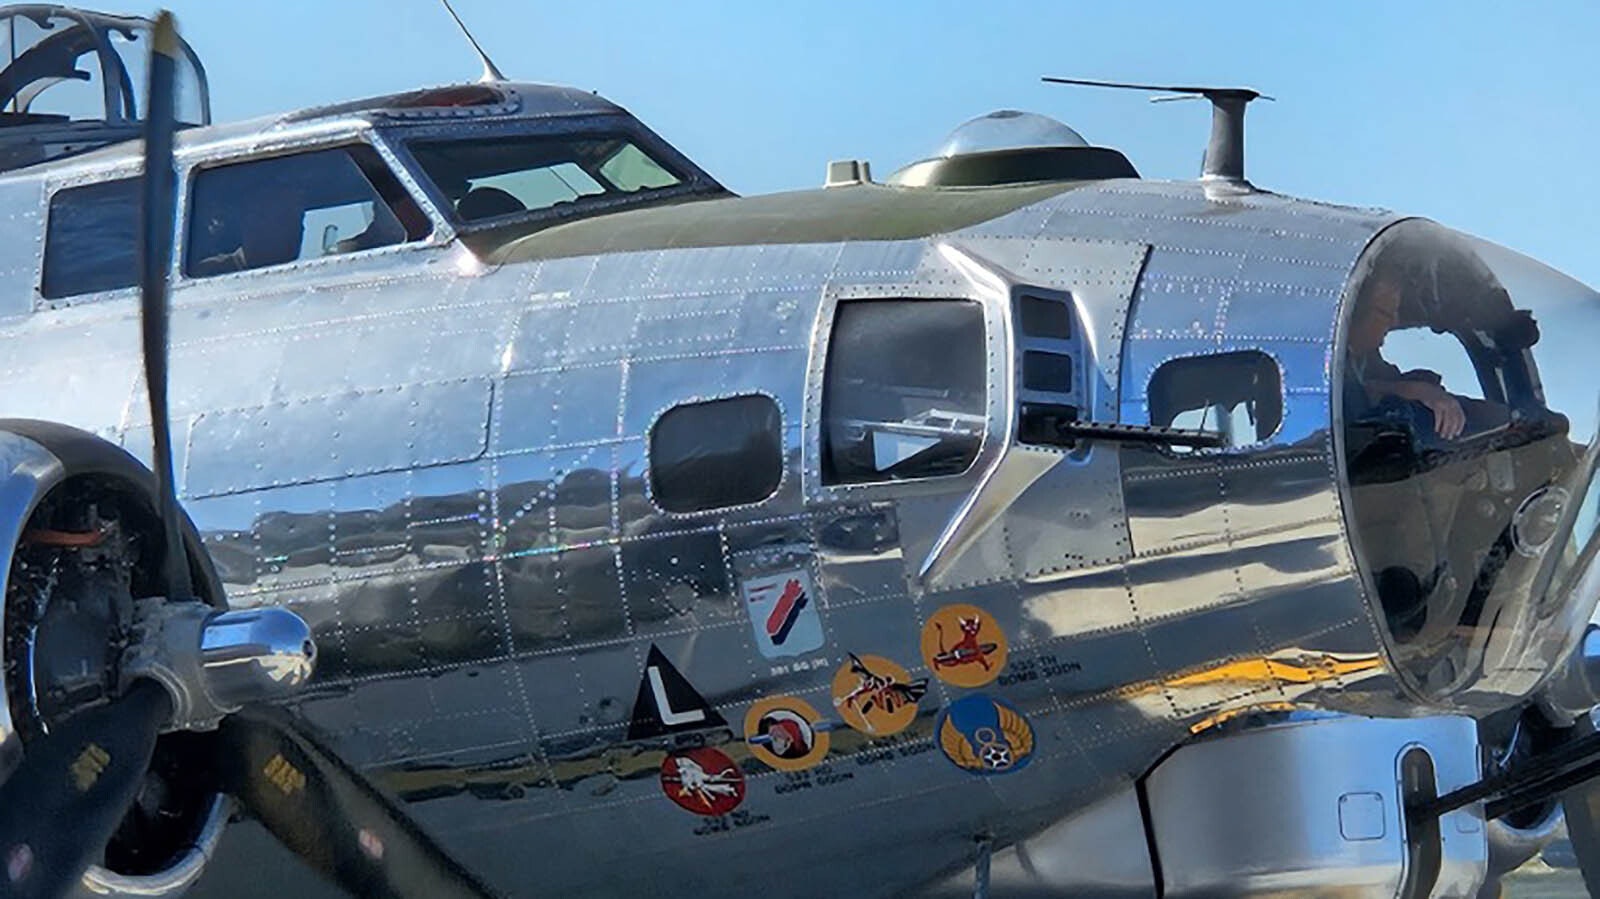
937,694,1035,775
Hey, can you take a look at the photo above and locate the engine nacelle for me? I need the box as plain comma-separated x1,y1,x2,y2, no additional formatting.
0,420,230,897
927,713,1492,898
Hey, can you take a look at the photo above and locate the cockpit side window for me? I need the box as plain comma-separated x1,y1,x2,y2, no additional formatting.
407,134,686,224
42,177,139,299
1147,351,1283,450
184,144,430,278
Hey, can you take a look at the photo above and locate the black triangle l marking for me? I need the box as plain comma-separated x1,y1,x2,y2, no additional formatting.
627,644,727,741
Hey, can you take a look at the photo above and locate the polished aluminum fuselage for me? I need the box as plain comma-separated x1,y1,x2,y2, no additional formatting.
0,95,1577,897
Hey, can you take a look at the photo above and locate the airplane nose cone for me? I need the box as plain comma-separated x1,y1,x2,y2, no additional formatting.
1340,220,1600,704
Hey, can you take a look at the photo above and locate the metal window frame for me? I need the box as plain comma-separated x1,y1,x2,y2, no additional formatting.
176,133,450,284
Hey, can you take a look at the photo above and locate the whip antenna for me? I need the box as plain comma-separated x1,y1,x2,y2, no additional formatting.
441,0,506,83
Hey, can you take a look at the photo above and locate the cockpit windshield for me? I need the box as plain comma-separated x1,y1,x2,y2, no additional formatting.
1339,219,1600,703
407,133,685,226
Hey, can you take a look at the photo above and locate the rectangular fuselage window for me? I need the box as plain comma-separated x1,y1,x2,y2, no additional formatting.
1147,350,1283,449
650,394,784,513
42,178,140,299
184,144,430,278
822,299,986,484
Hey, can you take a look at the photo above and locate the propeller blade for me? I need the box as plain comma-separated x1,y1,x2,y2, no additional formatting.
138,10,191,602
1562,782,1600,897
1561,711,1600,896
0,681,171,899
217,707,497,899
0,15,230,898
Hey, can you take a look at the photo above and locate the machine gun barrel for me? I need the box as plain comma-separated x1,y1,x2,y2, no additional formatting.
1408,726,1600,824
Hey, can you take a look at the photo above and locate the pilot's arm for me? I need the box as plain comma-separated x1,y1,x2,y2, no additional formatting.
1364,371,1467,439
194,245,247,276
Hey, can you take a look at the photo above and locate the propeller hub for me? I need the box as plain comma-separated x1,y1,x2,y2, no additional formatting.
199,608,316,708
122,601,316,731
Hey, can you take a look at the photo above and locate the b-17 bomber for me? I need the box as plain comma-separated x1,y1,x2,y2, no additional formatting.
0,6,1597,899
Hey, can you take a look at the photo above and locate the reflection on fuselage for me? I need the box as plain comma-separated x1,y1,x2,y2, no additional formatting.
212,466,712,676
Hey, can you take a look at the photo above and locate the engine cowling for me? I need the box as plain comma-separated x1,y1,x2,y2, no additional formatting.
0,420,311,896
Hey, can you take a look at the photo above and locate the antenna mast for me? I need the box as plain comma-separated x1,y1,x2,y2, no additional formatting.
441,0,506,83
1042,77,1272,186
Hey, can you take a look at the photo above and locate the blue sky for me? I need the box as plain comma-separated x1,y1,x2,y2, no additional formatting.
101,1,1600,287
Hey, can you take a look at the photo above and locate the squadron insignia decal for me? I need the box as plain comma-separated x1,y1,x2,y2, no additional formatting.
744,695,833,771
740,568,825,659
627,644,728,741
831,653,928,736
660,747,746,816
920,604,1008,688
936,694,1035,775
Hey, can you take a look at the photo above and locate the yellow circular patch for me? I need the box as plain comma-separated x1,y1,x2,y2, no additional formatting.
744,695,831,772
920,604,1008,688
830,653,928,736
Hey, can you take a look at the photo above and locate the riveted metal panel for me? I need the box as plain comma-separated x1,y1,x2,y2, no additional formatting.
831,239,926,284
579,249,661,301
495,364,625,453
0,179,44,318
1147,716,1485,898
186,379,492,497
506,297,577,372
1007,453,1130,577
3,351,137,429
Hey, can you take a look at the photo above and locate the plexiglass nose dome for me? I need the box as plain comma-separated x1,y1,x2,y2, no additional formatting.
934,110,1090,157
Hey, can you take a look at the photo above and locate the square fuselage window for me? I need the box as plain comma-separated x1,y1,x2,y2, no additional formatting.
1147,350,1283,448
821,299,987,485
42,178,140,299
650,394,783,513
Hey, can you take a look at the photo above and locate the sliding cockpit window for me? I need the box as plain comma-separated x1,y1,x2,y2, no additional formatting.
407,134,686,225
185,144,431,278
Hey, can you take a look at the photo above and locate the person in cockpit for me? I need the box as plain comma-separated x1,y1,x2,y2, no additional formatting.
1345,268,1523,445
1345,275,1468,439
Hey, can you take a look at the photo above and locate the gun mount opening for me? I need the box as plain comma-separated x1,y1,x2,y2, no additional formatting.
0,4,209,172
